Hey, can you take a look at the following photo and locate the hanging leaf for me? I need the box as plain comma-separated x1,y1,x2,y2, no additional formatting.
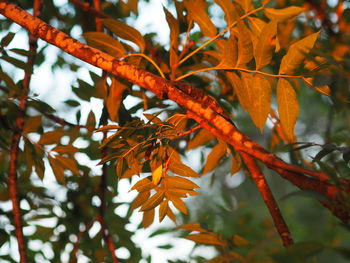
0,55,32,73
254,20,277,70
236,19,253,67
187,129,215,149
144,113,162,124
178,222,208,232
170,195,188,214
214,0,238,26
163,7,179,68
106,77,128,122
166,207,176,223
240,72,254,112
38,130,65,145
142,209,155,228
231,152,242,174
48,156,65,184
101,18,146,52
51,145,79,154
226,72,249,112
203,141,227,174
83,32,125,58
23,116,41,134
141,190,165,211
186,233,226,246
0,32,15,47
166,176,200,190
218,33,237,68
86,110,96,133
131,191,150,210
184,0,217,37
152,164,163,185
277,78,299,141
279,32,320,75
130,177,155,192
0,69,17,90
265,6,304,21
55,155,80,175
159,200,168,222
248,74,272,131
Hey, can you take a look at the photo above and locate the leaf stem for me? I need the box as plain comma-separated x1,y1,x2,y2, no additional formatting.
122,53,165,78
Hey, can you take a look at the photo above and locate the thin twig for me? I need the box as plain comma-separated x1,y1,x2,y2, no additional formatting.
7,1,43,262
241,153,294,247
177,125,201,137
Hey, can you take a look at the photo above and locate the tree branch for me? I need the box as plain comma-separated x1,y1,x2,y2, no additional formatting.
6,1,43,262
241,153,294,247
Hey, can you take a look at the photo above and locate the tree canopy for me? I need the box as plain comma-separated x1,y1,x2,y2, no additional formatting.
0,0,349,262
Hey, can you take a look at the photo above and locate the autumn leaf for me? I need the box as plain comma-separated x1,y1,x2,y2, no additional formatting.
178,222,209,232
265,6,304,21
159,200,168,222
231,152,242,174
277,78,299,141
130,177,155,192
254,20,277,70
106,77,128,122
214,0,238,26
184,0,217,37
131,191,150,210
166,176,200,190
169,195,187,214
218,33,237,68
142,209,155,228
163,7,179,68
48,156,65,184
203,140,227,174
236,19,253,66
279,32,320,75
187,129,215,150
152,164,163,185
232,235,250,246
83,32,125,58
38,130,65,145
186,233,226,246
140,190,165,211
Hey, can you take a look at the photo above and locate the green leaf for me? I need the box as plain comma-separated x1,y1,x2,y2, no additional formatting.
254,20,277,70
236,19,253,66
203,141,227,174
279,32,320,75
83,32,125,58
0,69,17,90
0,55,32,73
0,32,15,47
277,78,299,141
265,6,305,21
248,74,271,131
101,18,145,52
184,0,217,37
38,130,65,145
63,99,80,107
9,48,36,57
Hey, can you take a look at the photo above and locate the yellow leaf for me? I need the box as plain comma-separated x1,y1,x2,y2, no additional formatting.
236,19,253,66
203,141,227,174
163,7,179,68
152,164,163,185
130,177,155,192
248,17,266,36
159,200,168,222
277,78,299,141
169,195,188,214
232,235,250,246
254,20,277,70
226,72,248,112
214,0,238,26
302,77,331,96
279,32,320,75
231,152,242,174
83,32,125,58
184,0,217,37
218,33,237,68
187,129,215,150
186,233,226,246
178,222,208,232
131,191,150,210
142,209,155,228
140,190,165,211
166,176,200,190
106,77,128,122
101,18,145,52
248,75,272,131
265,6,305,21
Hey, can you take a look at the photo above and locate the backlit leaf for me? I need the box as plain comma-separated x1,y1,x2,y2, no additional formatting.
265,6,304,21
236,20,253,66
203,141,227,174
166,207,176,223
169,195,187,214
101,18,145,52
159,200,168,222
38,130,65,145
141,190,165,211
187,129,215,149
169,151,200,177
226,72,250,112
218,33,237,68
142,209,155,228
254,20,277,70
83,32,125,58
131,191,150,210
279,32,320,75
248,74,272,131
240,72,254,112
163,7,179,68
184,0,217,37
215,0,238,26
186,233,225,246
130,177,155,192
152,164,163,185
106,77,128,122
277,78,299,141
166,176,200,190
248,17,266,36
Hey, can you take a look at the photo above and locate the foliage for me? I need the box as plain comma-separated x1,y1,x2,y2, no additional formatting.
0,0,349,262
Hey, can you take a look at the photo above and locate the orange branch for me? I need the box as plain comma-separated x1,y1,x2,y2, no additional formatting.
241,153,294,247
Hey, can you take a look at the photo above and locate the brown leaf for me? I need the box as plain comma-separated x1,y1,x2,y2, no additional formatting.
186,233,226,246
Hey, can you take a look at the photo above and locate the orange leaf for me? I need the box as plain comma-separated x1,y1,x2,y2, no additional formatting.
140,190,165,211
